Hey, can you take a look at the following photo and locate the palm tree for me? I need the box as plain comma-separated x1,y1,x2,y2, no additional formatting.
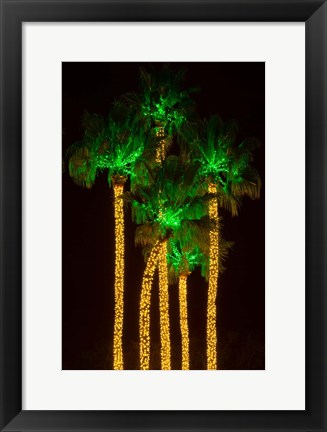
123,65,197,162
67,106,144,370
123,66,198,369
184,115,261,370
125,156,210,370
167,223,232,370
167,239,206,370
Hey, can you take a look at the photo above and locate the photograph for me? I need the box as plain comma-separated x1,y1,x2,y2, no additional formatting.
62,62,265,370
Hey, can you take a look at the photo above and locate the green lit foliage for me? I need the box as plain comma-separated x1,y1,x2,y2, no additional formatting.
182,115,261,215
96,103,145,186
67,103,146,188
195,116,236,186
227,136,261,201
123,65,198,139
167,239,204,280
166,222,233,284
129,129,168,191
123,156,212,253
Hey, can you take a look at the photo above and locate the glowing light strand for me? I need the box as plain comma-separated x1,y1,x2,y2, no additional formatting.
140,241,162,370
179,274,189,370
158,242,171,370
113,181,125,370
155,126,166,163
155,126,171,370
207,183,219,370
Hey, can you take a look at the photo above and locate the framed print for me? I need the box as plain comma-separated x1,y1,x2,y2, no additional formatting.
0,0,326,431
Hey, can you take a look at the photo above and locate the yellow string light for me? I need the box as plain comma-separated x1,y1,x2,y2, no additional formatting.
155,126,171,370
158,242,171,370
155,126,166,163
179,274,189,370
140,241,162,370
207,183,218,370
113,181,125,370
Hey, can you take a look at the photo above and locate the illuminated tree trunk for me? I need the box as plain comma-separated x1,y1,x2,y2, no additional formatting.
113,178,126,370
155,125,166,163
158,242,171,370
207,183,219,370
179,274,189,370
155,125,171,370
140,241,162,370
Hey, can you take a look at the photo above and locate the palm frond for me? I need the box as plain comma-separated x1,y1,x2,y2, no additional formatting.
68,142,97,189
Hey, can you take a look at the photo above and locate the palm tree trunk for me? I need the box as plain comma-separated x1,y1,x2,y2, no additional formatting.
155,125,171,370
113,179,126,370
207,183,219,370
140,241,163,370
179,274,189,370
158,242,171,370
155,126,165,163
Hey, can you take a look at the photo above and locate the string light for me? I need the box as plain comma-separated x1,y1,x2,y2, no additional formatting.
140,241,162,370
155,126,166,163
207,183,218,370
113,180,125,370
158,242,171,370
155,126,171,370
179,274,189,370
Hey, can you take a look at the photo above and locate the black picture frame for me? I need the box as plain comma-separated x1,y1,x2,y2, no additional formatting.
0,1,326,431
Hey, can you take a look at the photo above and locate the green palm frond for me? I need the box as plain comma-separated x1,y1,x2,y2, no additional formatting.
94,102,145,184
125,156,214,262
67,101,146,189
187,114,261,212
123,65,197,137
67,141,97,189
81,112,105,140
166,214,233,283
135,222,161,247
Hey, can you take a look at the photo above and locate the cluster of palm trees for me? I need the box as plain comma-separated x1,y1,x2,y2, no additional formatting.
67,65,261,370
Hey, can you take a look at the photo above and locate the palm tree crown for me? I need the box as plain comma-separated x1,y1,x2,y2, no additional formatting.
167,225,233,284
67,104,145,187
127,156,211,247
187,115,261,214
123,65,197,138
97,106,144,183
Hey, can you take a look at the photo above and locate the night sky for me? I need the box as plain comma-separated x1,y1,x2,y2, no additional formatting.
62,62,265,370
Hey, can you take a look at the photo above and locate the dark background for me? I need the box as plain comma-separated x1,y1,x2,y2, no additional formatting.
62,62,265,370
